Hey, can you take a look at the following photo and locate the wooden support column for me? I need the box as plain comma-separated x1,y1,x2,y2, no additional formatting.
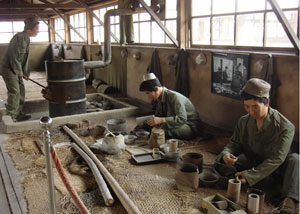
86,10,93,44
177,0,190,49
65,14,70,43
49,18,55,42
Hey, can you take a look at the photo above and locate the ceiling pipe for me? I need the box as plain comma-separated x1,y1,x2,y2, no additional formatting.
83,6,158,69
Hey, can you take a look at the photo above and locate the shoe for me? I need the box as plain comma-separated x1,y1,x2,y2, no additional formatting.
16,114,31,122
272,197,297,214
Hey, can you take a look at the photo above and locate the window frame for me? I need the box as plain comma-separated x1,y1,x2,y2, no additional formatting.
190,0,299,52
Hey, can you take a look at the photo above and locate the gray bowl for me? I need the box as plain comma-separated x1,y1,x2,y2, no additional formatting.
107,118,126,133
124,135,137,144
199,172,219,187
164,147,180,159
135,130,150,139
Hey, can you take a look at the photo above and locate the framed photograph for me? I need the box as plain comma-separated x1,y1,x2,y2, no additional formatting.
211,52,250,99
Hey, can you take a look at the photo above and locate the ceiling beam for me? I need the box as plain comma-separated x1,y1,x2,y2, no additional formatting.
0,10,56,15
0,15,50,19
0,3,83,9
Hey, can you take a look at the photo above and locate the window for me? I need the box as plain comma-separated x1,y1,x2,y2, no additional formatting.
191,0,299,48
0,21,24,43
31,21,49,42
54,18,65,42
133,0,177,44
93,4,119,44
69,12,87,42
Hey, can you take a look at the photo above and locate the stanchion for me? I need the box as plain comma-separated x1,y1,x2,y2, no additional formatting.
40,116,56,214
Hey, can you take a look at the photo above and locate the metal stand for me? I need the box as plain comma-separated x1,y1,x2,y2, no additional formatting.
40,116,56,214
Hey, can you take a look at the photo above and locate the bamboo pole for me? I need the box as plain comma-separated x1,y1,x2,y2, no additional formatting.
63,125,141,214
71,143,114,206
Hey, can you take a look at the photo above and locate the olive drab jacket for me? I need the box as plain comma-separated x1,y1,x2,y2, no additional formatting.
217,107,295,186
155,87,201,135
0,32,30,77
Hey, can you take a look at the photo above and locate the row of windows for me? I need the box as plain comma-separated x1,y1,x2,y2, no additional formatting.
0,0,298,50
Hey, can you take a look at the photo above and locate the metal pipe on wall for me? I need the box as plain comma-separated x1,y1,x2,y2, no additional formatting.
83,6,158,69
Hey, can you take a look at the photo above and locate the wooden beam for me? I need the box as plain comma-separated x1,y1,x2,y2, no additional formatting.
0,3,83,9
0,10,56,15
268,0,299,53
0,15,50,19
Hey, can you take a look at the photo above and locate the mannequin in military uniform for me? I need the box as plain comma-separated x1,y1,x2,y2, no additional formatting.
0,17,39,122
215,78,298,214
138,73,202,140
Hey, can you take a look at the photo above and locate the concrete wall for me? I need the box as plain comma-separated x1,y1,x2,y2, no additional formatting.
123,47,299,139
0,43,51,71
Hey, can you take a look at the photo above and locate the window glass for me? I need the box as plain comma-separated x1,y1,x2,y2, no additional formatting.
267,0,299,9
212,0,235,14
212,15,234,45
0,22,12,33
165,19,177,44
13,21,24,32
165,0,177,19
54,18,65,42
140,21,150,43
152,21,164,43
236,13,264,46
265,12,295,47
31,21,49,42
134,23,139,42
70,12,86,42
192,0,211,16
237,0,265,12
192,17,210,45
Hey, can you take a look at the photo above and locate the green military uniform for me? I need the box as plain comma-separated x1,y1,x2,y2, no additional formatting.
216,107,298,201
0,31,30,121
155,87,201,140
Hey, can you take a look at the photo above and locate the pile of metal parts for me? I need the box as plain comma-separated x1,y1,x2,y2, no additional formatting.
86,95,114,113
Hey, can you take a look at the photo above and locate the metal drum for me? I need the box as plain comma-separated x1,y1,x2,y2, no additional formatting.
45,60,86,117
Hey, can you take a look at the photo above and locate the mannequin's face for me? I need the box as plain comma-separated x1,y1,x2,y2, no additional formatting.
243,99,269,120
144,87,161,101
27,24,39,37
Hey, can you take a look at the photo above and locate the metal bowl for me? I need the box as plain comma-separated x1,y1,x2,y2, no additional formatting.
199,172,219,187
124,135,137,144
135,130,150,139
163,147,180,159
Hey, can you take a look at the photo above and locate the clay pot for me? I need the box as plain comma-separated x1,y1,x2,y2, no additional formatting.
199,172,219,187
175,163,199,192
182,152,203,173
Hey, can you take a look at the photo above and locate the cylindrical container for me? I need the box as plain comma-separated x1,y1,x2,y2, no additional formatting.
247,193,260,214
107,118,126,133
182,152,203,173
226,178,241,203
45,60,86,117
169,139,178,152
149,127,165,148
247,188,265,213
175,163,199,192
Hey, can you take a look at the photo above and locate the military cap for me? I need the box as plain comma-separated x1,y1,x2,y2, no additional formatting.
143,73,157,81
24,17,39,30
242,78,271,98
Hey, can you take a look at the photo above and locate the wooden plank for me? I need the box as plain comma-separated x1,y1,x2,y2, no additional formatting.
0,138,26,214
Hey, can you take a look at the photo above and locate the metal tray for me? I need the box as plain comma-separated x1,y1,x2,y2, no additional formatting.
132,151,167,165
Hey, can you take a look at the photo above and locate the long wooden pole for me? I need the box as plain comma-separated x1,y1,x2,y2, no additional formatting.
71,143,114,206
63,126,141,214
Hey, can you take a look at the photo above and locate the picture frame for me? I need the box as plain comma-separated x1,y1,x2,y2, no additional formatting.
211,52,250,99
